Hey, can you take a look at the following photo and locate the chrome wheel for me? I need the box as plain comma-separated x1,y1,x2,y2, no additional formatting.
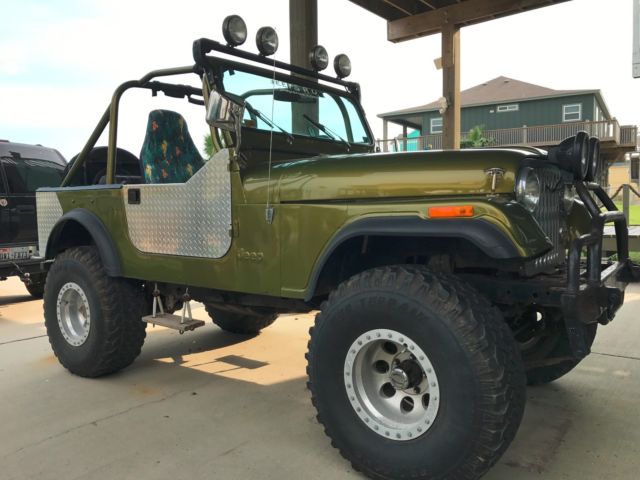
344,328,440,441
56,282,91,346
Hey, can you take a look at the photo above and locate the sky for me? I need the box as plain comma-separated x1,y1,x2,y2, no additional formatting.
1,0,638,159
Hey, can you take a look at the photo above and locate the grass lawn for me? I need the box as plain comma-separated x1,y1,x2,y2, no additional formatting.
612,204,640,261
614,203,640,225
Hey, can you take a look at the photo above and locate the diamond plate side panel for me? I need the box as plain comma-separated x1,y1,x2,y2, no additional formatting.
36,191,64,256
123,149,232,259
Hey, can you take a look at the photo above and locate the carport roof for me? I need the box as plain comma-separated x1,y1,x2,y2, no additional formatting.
348,0,571,42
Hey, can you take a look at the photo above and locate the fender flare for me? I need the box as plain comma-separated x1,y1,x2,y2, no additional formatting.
46,209,122,277
304,215,532,301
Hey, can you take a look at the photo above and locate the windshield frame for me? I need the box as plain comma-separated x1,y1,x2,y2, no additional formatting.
202,56,375,148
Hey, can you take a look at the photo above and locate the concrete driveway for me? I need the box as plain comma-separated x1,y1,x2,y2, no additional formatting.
1,276,639,480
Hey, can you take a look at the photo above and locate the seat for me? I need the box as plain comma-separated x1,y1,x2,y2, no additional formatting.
140,110,205,183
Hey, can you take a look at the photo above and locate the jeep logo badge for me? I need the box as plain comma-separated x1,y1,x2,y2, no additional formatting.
0,199,7,207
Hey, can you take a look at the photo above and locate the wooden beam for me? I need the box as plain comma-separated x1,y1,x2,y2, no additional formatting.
388,0,564,42
349,0,406,21
441,23,460,150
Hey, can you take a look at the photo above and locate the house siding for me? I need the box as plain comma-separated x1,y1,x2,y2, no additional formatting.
421,93,599,134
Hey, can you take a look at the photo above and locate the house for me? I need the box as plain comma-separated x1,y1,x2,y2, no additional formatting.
379,76,638,184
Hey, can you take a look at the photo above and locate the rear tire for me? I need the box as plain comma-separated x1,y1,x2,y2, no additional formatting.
44,246,146,377
307,266,526,480
204,304,277,335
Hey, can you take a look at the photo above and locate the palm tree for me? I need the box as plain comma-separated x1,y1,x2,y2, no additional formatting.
203,134,214,158
461,125,493,148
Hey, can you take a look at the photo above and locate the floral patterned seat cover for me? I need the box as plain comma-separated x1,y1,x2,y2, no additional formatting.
140,109,205,183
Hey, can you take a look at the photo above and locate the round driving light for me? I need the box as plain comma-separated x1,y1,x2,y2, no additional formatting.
309,45,329,71
222,15,247,47
586,136,600,182
576,132,589,180
334,54,351,78
256,26,279,56
549,131,590,180
516,167,541,212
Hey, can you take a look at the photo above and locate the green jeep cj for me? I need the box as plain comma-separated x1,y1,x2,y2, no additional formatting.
36,16,640,480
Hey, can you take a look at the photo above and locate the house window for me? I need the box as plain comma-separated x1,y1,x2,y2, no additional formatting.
430,117,443,134
632,156,639,183
563,103,582,122
497,104,519,113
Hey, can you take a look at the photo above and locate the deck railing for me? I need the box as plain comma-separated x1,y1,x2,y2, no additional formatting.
378,120,638,152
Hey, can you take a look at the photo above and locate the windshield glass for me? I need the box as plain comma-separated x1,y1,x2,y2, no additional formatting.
221,69,371,145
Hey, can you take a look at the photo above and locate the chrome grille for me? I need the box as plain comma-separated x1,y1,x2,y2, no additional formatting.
530,168,566,272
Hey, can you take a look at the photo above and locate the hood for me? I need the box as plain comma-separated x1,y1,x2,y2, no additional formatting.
243,148,543,203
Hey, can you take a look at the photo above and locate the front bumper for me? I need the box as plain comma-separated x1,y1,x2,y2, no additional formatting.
560,182,639,356
463,181,639,359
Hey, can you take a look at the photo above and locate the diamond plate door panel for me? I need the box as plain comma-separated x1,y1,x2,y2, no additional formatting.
123,149,233,259
36,192,63,256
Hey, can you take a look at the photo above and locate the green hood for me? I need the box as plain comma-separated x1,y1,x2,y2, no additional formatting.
243,148,543,203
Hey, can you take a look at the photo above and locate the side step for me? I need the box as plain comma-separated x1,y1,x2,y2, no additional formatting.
142,313,205,334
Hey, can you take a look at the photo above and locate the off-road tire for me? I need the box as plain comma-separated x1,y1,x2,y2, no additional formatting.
24,274,46,299
306,266,526,480
44,246,147,377
523,320,597,386
204,305,277,335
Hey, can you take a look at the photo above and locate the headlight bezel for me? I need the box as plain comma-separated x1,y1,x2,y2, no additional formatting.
515,167,541,212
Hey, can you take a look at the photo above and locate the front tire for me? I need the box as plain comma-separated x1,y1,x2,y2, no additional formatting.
44,246,146,377
307,266,526,480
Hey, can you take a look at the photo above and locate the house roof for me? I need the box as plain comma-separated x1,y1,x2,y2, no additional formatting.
379,76,610,120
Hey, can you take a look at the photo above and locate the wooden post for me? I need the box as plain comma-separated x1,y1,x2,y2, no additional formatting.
623,184,630,224
441,23,461,150
402,125,408,151
289,0,317,69
383,119,389,152
290,0,318,135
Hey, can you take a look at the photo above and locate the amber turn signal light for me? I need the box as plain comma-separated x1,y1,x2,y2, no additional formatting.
428,205,475,218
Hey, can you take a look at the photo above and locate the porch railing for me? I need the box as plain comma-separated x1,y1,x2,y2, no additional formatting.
377,120,638,152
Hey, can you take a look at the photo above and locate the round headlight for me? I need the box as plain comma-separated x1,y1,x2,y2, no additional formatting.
222,15,247,47
309,45,329,71
516,167,540,212
256,26,279,56
586,136,600,182
334,54,351,78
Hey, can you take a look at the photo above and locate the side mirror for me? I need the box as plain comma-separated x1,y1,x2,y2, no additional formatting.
206,90,244,131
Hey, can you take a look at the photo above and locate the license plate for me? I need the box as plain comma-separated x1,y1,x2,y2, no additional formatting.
0,246,37,261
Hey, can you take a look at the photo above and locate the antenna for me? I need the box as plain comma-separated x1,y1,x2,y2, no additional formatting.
265,49,277,224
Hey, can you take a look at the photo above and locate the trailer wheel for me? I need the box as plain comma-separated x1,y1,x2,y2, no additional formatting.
24,274,46,299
